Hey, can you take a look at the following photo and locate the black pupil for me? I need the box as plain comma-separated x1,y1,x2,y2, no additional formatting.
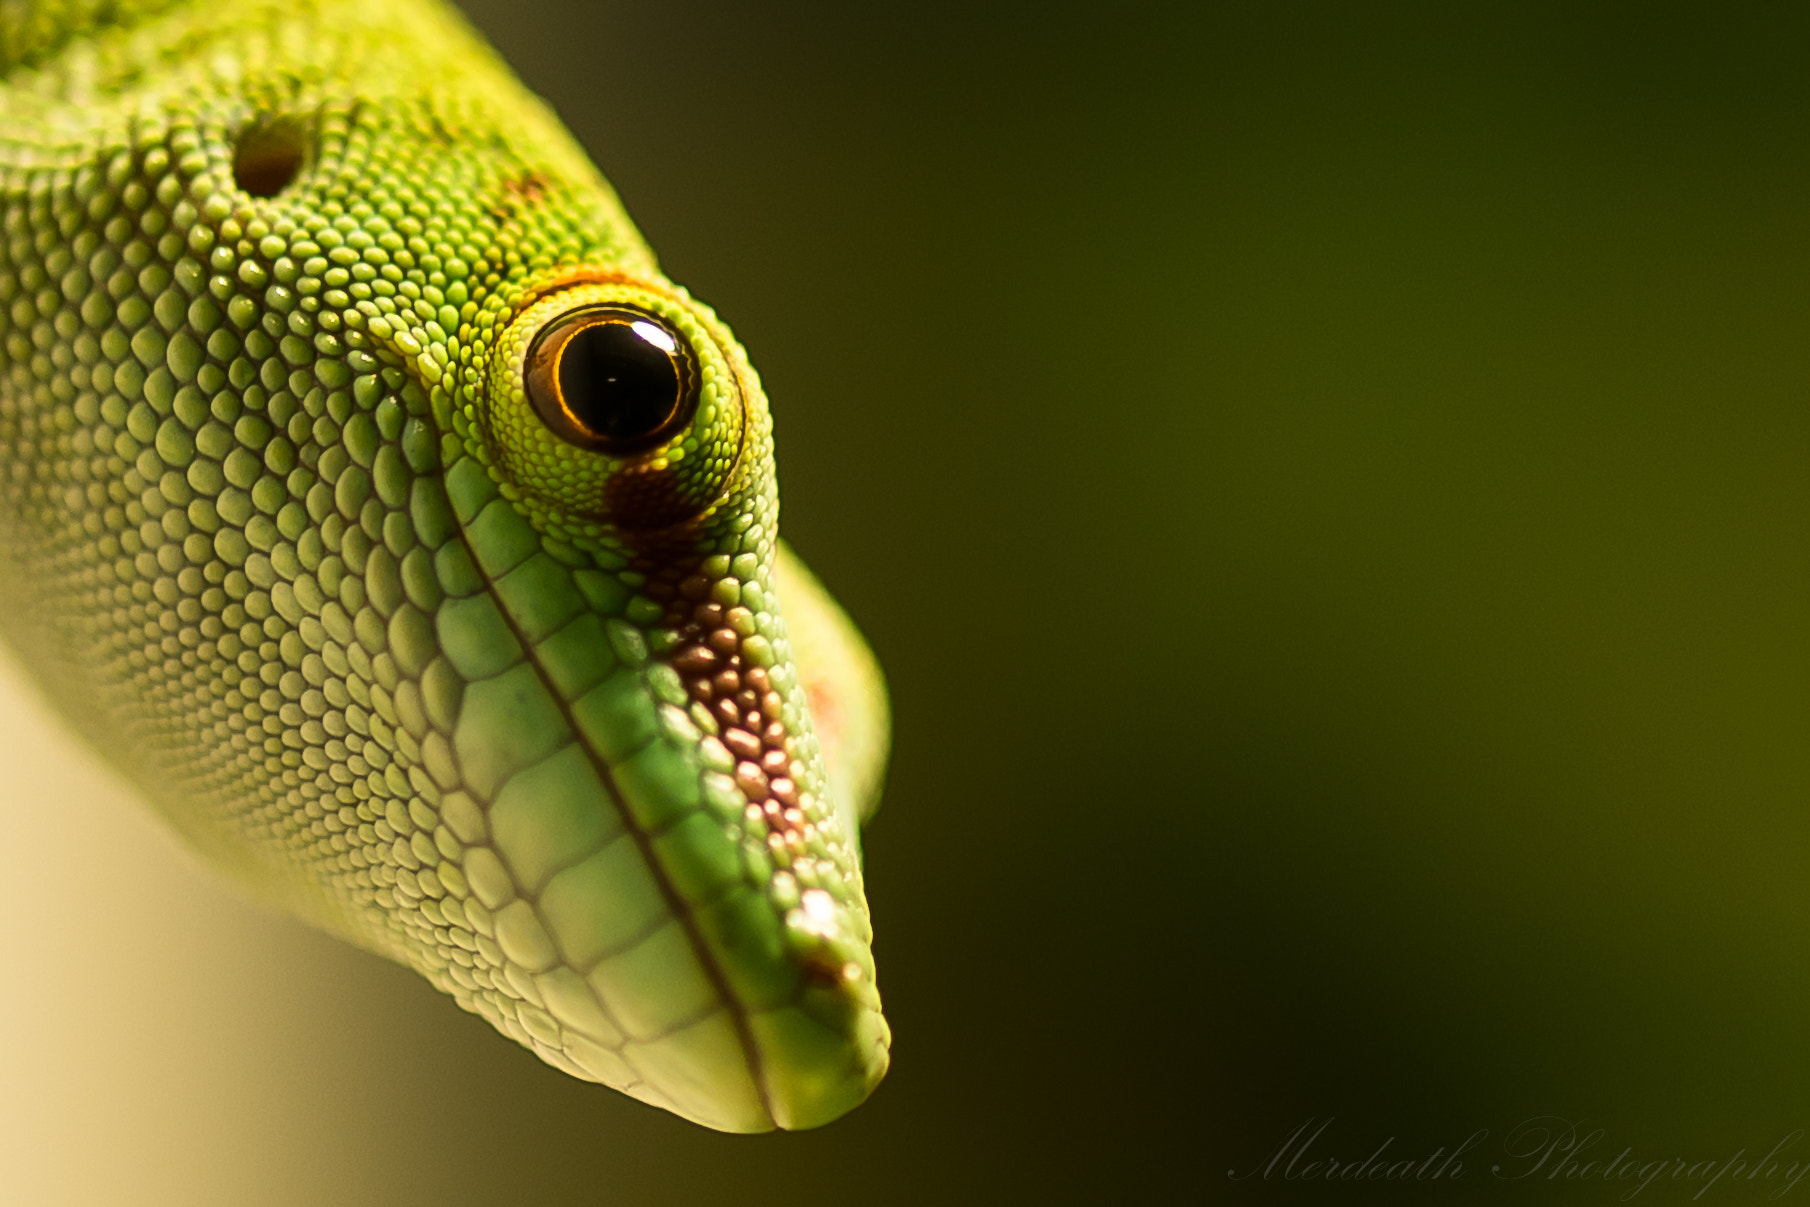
558,320,680,441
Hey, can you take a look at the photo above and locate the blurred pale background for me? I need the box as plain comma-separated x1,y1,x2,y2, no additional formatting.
6,1,1810,1203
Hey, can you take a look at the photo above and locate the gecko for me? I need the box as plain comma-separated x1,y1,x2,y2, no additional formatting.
0,0,890,1132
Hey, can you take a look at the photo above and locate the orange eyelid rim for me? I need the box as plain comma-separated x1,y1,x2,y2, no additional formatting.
506,265,681,324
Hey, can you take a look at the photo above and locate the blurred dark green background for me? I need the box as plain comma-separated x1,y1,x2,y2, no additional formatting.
429,2,1810,1201
24,1,1810,1203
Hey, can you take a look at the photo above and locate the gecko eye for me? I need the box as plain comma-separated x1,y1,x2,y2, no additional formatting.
488,280,748,528
524,306,697,453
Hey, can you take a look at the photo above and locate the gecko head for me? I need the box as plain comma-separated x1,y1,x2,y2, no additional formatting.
396,269,886,1131
0,0,889,1135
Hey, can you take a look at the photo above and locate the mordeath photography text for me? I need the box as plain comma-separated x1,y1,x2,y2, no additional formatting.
1229,1118,1810,1199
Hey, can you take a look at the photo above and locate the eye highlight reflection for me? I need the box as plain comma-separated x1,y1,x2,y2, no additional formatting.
524,306,698,454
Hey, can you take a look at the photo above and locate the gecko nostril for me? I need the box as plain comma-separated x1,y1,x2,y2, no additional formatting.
232,118,305,198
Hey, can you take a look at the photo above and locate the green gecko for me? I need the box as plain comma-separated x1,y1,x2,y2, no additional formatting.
0,0,890,1132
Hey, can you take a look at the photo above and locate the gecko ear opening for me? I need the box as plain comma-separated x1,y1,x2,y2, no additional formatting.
233,118,306,198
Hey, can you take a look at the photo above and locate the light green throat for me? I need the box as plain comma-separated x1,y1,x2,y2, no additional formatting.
0,0,890,1131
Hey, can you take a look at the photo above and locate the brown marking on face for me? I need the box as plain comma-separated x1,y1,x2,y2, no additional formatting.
504,170,550,203
602,459,714,533
636,559,810,846
489,171,553,222
803,674,842,760
800,953,850,989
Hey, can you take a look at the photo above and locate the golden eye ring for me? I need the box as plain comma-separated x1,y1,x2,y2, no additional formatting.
523,305,698,454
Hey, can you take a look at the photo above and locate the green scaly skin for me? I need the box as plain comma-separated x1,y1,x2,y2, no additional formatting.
0,0,890,1132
